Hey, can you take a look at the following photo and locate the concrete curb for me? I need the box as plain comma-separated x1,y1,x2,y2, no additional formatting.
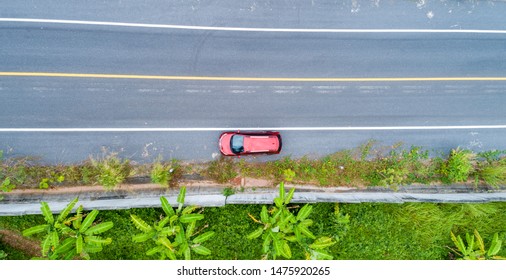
1,183,505,216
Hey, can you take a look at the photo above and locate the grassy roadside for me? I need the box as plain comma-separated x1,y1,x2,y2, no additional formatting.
1,202,505,260
2,142,506,197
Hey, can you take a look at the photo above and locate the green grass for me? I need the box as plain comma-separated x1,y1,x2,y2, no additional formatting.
1,202,505,260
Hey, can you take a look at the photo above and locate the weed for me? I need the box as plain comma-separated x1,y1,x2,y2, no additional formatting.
283,169,296,182
477,164,506,188
150,159,179,187
222,187,235,197
439,148,475,184
90,154,131,189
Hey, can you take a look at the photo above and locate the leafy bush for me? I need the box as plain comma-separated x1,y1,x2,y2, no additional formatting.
90,154,131,189
151,159,180,187
247,183,336,260
130,186,215,260
439,148,475,184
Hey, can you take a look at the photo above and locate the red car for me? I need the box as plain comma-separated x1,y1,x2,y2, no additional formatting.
219,131,282,156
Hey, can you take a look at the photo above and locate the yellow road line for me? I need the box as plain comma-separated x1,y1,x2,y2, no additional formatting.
1,72,506,82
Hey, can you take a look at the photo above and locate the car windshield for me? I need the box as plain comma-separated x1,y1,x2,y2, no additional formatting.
231,135,244,154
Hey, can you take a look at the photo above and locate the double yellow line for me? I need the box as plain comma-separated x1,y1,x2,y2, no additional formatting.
1,71,506,82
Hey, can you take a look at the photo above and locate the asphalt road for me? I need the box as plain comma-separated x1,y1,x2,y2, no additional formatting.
1,1,506,163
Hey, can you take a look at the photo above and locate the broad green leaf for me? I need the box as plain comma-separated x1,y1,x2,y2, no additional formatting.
40,202,54,225
146,246,163,256
296,204,313,221
131,215,152,232
80,209,99,233
167,248,177,260
294,226,302,241
281,240,292,259
274,197,283,208
186,221,196,239
160,196,175,217
179,214,204,223
184,247,191,260
132,232,154,243
59,224,73,235
22,224,47,236
451,232,466,254
84,221,114,235
175,228,186,245
83,243,103,253
284,188,295,205
465,233,474,255
192,245,211,255
158,236,173,250
63,249,76,260
298,225,316,239
285,235,297,242
310,236,336,250
488,233,502,256
279,182,285,201
73,206,83,229
278,212,293,229
260,206,269,223
192,231,215,244
51,230,59,248
42,234,52,257
161,226,177,236
57,197,78,222
182,205,198,215
273,238,283,257
84,236,112,246
247,227,264,240
262,233,272,254
474,229,485,254
177,186,186,205
165,250,177,261
310,249,334,260
298,219,313,228
76,235,83,254
158,216,171,228
54,238,75,254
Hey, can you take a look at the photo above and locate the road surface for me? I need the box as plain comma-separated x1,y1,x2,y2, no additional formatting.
1,0,506,163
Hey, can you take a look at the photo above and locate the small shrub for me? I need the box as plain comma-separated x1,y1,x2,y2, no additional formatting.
222,187,235,197
151,159,179,187
91,154,131,189
439,148,475,184
283,169,296,182
1,177,16,200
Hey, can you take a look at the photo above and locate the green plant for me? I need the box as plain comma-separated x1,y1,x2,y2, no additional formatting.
90,154,131,189
22,197,113,260
151,160,178,187
439,148,475,184
283,169,296,182
477,165,506,188
0,249,6,259
1,177,16,200
247,182,335,260
222,187,235,197
130,186,215,260
450,229,505,260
